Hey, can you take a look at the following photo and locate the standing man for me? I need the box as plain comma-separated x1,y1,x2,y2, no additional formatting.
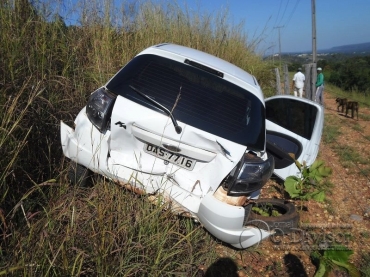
315,67,325,105
292,67,305,97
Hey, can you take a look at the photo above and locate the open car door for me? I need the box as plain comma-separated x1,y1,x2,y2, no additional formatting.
265,95,324,180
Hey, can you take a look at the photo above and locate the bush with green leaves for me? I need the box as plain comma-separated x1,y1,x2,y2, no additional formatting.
284,160,332,202
311,246,360,277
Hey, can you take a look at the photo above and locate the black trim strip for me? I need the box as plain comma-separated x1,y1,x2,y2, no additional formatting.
184,59,224,78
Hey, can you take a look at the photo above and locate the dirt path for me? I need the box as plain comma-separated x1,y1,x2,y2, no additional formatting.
219,93,370,277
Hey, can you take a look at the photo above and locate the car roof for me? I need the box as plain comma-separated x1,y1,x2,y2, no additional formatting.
137,43,262,99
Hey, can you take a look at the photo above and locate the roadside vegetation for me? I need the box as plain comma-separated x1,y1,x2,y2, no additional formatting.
1,0,370,276
324,56,370,95
288,55,370,104
0,0,273,275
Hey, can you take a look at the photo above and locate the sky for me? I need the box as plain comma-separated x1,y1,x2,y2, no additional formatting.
61,0,370,55
176,0,370,55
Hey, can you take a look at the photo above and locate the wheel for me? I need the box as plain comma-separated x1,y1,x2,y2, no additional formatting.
68,161,93,187
246,198,299,234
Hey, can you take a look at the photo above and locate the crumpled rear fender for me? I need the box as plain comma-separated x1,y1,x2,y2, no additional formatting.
60,107,110,174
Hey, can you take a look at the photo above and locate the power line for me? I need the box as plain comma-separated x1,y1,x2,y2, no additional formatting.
272,0,295,57
267,0,289,53
273,0,283,27
276,0,290,27
284,0,300,27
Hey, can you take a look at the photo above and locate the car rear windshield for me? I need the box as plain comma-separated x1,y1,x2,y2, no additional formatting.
265,98,317,140
106,54,265,150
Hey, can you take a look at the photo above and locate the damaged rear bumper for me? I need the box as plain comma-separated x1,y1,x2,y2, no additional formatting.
198,192,272,249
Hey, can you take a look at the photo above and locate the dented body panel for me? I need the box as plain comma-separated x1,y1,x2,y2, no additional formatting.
61,43,323,249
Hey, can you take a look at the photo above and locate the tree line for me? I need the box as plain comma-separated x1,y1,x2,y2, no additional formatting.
320,55,370,95
287,53,370,96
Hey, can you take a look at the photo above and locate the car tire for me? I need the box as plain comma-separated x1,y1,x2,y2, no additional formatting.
246,198,299,234
68,162,93,187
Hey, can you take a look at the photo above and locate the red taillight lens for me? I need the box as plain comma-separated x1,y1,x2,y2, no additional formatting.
86,87,116,133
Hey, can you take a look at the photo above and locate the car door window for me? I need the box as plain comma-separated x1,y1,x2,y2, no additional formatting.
265,98,317,140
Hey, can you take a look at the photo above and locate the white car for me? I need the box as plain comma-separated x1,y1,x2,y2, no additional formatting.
60,43,324,249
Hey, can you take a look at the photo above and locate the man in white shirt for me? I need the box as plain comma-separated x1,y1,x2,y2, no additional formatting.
292,68,305,97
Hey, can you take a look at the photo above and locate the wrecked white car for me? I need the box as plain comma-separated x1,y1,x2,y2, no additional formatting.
60,43,324,249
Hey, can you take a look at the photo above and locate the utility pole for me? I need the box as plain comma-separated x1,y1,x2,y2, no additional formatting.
312,0,317,65
274,26,284,67
311,0,317,101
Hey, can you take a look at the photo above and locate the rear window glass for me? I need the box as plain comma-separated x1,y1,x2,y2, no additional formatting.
265,98,317,140
106,54,265,150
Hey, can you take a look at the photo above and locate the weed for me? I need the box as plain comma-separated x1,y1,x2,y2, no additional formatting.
284,159,332,202
324,199,336,215
252,203,282,217
322,123,341,144
360,113,370,121
351,123,363,133
341,161,353,169
331,144,368,167
310,246,360,277
359,252,370,276
359,167,370,176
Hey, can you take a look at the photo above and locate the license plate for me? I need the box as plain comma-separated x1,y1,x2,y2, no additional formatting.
143,144,196,170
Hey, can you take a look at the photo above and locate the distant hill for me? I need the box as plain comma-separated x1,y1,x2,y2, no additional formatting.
280,42,370,56
322,42,370,54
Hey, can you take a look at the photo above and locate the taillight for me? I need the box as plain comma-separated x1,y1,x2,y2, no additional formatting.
86,87,116,133
223,152,274,196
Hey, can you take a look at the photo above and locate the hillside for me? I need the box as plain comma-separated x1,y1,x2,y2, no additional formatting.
326,42,370,54
275,41,370,57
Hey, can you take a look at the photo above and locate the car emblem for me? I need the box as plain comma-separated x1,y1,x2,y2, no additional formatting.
162,143,181,153
115,121,126,129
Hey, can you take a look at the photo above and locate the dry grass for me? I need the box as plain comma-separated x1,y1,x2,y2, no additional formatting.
0,0,273,275
3,179,216,276
1,1,370,275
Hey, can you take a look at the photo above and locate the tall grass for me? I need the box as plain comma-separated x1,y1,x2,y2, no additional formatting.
0,79,41,206
3,180,217,276
0,0,272,274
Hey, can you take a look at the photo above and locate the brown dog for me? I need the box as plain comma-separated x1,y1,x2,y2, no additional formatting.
345,101,359,119
336,97,347,112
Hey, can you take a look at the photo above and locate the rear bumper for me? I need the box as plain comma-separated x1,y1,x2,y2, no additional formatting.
198,193,272,249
